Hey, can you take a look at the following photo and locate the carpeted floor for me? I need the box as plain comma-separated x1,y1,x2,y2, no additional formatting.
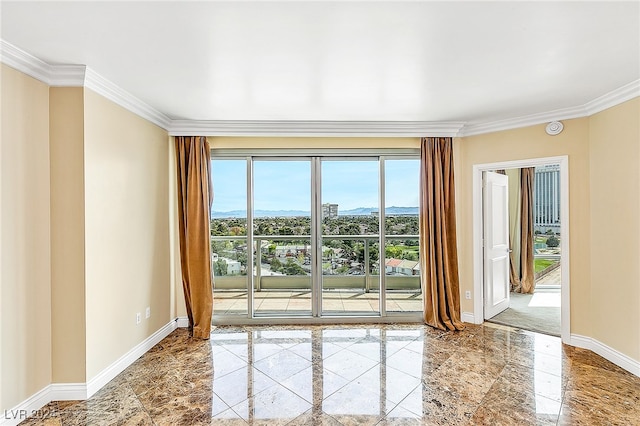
487,288,561,336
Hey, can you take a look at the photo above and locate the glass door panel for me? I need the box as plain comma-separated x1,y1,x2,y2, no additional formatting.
211,159,249,316
384,159,422,312
212,154,424,320
321,160,380,315
253,160,312,316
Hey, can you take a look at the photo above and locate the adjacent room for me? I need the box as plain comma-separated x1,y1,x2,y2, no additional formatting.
485,164,563,337
1,2,639,425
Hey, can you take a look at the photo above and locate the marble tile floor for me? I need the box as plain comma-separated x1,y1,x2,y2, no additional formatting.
20,322,640,425
214,291,423,316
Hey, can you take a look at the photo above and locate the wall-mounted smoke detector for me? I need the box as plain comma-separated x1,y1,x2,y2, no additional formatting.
545,121,564,136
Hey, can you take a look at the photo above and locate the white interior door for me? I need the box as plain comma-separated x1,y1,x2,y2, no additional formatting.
483,171,510,319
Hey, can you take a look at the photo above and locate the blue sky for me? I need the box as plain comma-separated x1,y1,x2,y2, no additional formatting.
211,159,419,212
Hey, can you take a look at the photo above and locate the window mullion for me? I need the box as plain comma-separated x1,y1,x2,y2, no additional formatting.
379,157,386,317
246,156,254,319
311,157,322,317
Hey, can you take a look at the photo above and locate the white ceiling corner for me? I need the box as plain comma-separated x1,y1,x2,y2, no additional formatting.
583,80,640,116
1,39,52,85
1,39,171,128
49,65,86,87
460,80,640,137
83,67,172,129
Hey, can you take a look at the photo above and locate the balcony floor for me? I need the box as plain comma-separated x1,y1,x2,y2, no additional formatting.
213,290,423,316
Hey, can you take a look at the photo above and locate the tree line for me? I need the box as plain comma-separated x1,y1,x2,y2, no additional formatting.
211,215,419,237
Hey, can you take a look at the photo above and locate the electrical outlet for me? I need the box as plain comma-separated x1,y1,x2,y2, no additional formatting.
145,307,151,319
465,291,471,300
136,313,141,324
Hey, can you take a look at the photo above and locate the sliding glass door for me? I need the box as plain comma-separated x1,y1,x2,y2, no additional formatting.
211,153,421,321
210,159,248,316
253,160,312,316
320,159,380,315
384,159,422,312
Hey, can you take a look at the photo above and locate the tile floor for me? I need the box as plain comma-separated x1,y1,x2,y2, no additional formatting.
214,291,423,316
21,322,640,425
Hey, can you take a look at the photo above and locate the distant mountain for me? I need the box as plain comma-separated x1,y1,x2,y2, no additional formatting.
385,206,419,215
339,207,373,216
212,210,247,218
212,209,309,218
212,206,418,218
341,206,419,216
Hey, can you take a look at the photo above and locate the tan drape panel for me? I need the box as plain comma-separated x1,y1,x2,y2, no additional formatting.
517,167,535,294
175,136,213,339
419,137,464,331
506,169,522,291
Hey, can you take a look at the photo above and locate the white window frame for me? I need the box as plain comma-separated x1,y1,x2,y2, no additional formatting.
211,148,422,324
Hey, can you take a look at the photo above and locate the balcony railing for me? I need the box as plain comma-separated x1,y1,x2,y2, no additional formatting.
212,234,421,292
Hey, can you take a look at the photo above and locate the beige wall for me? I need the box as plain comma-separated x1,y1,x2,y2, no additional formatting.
1,64,52,410
49,87,87,383
168,141,187,319
588,98,640,360
1,65,174,407
83,89,171,380
457,118,592,336
458,98,640,362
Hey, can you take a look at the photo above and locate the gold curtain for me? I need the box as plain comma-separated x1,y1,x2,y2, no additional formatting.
419,137,464,331
517,167,536,294
175,136,213,339
505,169,523,291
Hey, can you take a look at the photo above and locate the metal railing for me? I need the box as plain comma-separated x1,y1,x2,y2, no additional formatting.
534,254,561,260
212,234,420,292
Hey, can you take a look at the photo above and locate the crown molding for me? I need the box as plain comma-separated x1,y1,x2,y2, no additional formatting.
459,105,588,137
2,39,638,138
169,120,465,137
49,64,87,86
1,39,171,129
584,79,640,116
1,39,52,84
460,80,640,137
84,68,171,129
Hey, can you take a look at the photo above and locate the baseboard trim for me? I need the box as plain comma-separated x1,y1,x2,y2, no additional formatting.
176,316,189,328
0,385,50,426
49,383,87,401
1,318,183,425
461,312,477,324
570,334,640,377
86,319,179,397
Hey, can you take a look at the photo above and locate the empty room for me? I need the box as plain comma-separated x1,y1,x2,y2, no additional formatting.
1,1,639,425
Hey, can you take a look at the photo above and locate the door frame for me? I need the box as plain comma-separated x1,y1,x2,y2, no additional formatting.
472,156,570,343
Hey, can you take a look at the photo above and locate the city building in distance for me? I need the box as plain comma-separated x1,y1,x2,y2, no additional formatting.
534,164,561,234
322,203,338,219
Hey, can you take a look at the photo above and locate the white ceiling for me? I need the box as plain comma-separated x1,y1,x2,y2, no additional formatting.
2,1,639,126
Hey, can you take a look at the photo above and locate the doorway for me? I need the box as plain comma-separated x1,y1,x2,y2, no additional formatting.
472,156,570,342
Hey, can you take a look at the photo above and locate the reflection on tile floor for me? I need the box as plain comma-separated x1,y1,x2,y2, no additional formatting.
214,291,423,315
21,322,640,425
